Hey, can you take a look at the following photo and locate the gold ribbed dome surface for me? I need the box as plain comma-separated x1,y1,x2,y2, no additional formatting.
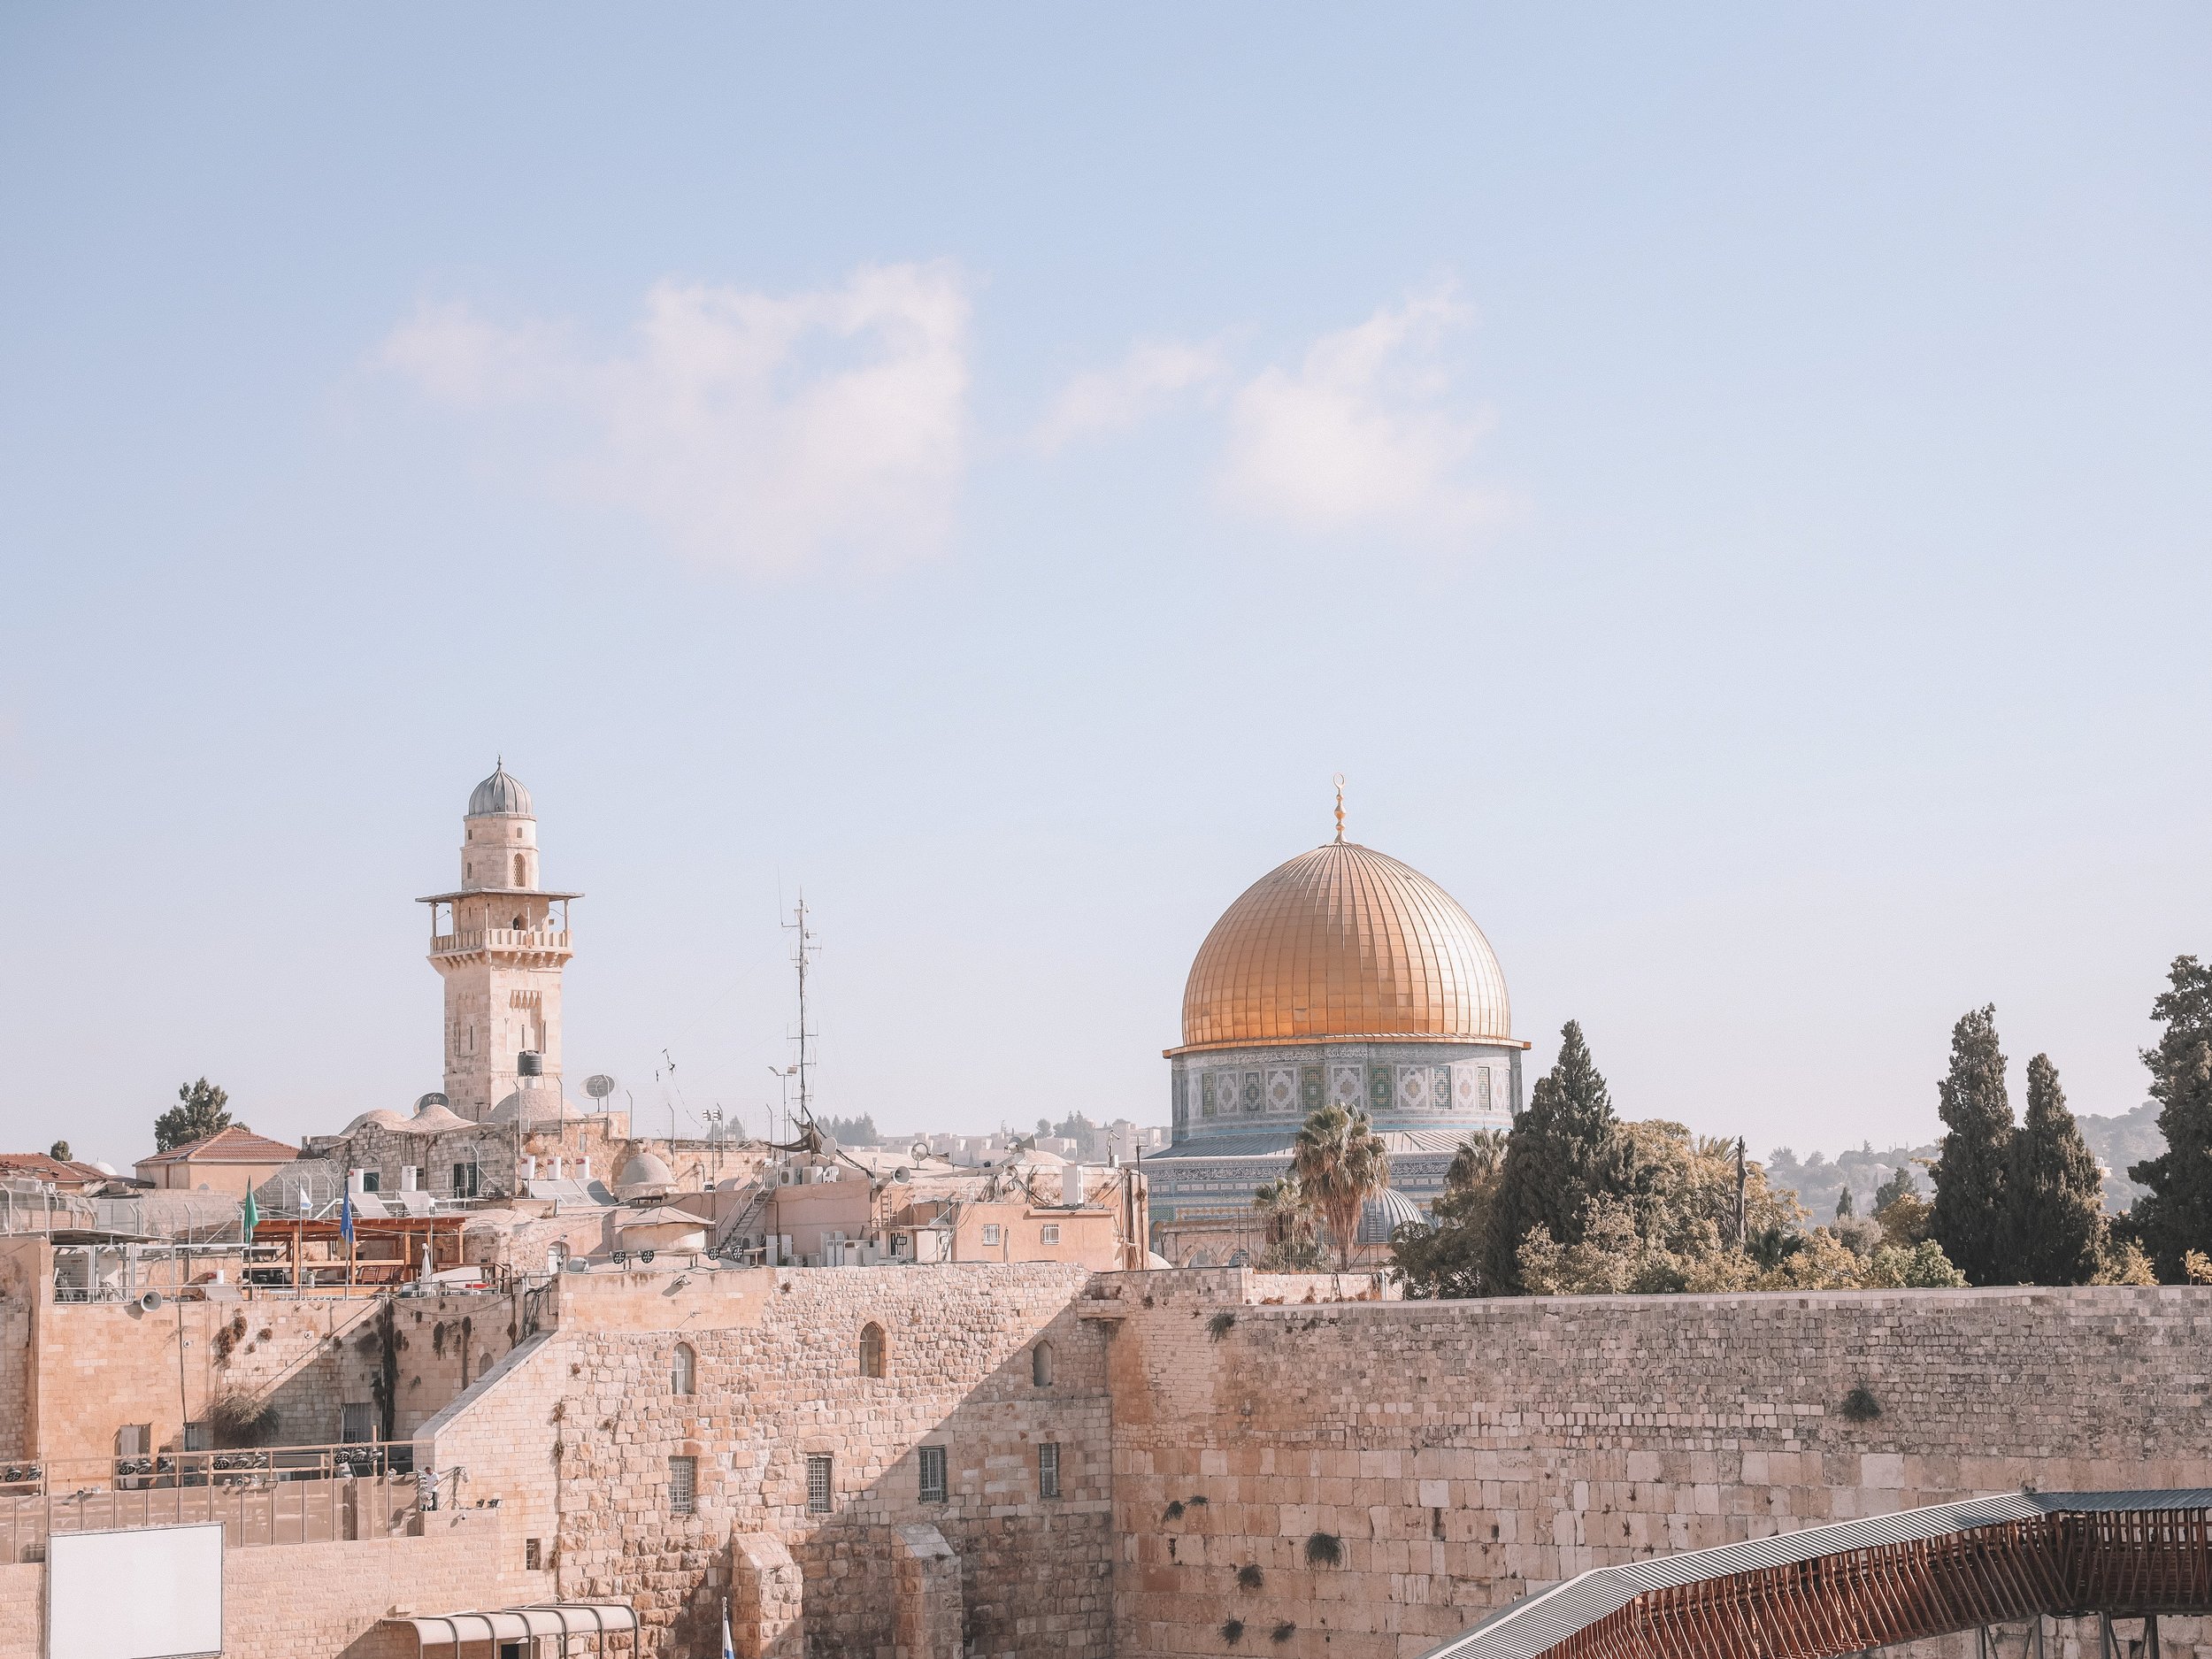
1179,841,1511,1048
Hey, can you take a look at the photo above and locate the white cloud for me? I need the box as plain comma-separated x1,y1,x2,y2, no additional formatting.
1033,339,1230,451
379,264,971,576
1218,287,1504,536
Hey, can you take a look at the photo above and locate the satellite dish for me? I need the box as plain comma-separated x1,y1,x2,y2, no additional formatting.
137,1291,162,1312
584,1074,617,1101
415,1093,449,1111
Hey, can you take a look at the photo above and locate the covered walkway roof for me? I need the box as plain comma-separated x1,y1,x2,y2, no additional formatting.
1417,1492,2212,1659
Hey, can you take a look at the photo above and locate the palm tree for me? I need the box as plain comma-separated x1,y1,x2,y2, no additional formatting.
1253,1172,1321,1269
1292,1104,1392,1270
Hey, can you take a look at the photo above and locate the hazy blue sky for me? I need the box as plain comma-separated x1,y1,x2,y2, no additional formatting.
4,7,2208,1171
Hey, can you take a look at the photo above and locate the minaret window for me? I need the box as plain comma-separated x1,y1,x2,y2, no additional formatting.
514,854,526,887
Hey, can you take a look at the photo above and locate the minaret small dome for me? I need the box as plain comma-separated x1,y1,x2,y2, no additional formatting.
468,761,534,818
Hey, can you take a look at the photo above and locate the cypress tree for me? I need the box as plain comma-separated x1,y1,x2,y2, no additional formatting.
2129,956,2212,1279
1928,1005,2014,1285
1833,1185,1855,1221
2003,1054,2104,1285
1484,1020,1621,1292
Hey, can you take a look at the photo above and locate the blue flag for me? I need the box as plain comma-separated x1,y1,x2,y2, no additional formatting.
340,1187,355,1246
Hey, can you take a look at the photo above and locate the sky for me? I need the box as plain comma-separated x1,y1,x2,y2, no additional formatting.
3,6,2209,1172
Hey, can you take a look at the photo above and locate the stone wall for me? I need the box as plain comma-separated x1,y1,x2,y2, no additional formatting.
1102,1272,2212,1659
10,1257,528,1463
424,1262,1113,1659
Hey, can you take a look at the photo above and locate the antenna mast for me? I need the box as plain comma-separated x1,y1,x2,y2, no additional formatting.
784,894,818,1129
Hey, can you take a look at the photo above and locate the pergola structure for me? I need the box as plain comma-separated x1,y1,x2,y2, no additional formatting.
1417,1493,2212,1659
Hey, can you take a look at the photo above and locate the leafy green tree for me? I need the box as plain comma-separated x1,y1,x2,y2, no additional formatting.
155,1078,232,1153
1483,1021,1625,1291
2003,1054,2105,1285
1872,1164,1919,1213
48,1141,70,1162
1391,1130,1509,1298
2129,956,2212,1279
1929,1006,2015,1285
1290,1104,1391,1270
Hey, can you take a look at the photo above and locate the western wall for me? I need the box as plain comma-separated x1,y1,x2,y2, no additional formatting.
202,1266,2212,1659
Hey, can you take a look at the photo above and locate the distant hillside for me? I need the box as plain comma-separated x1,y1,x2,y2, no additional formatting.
1763,1102,2164,1219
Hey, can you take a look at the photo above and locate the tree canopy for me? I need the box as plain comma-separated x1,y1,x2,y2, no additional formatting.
2004,1053,2105,1285
154,1078,232,1153
2129,956,2212,1279
1290,1104,1391,1271
1929,1006,2014,1285
1482,1020,1624,1292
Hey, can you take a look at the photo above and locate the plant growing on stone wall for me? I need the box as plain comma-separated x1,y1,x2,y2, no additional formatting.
1187,1494,1209,1506
1220,1620,1245,1645
1237,1563,1263,1590
1305,1532,1342,1566
1271,1624,1297,1643
1839,1385,1881,1423
1209,1310,1236,1340
1163,1500,1185,1521
208,1388,278,1448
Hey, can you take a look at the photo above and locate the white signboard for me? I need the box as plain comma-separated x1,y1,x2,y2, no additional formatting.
47,1524,223,1659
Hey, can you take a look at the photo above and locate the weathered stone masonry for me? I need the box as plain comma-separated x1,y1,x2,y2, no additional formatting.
1099,1274,2212,1659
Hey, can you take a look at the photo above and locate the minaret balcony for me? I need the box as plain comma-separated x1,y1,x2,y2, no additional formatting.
430,927,573,958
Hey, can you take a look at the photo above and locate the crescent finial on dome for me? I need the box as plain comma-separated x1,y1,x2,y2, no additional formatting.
1333,773,1347,844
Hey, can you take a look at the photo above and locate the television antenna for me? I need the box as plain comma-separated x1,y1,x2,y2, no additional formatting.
782,894,818,1133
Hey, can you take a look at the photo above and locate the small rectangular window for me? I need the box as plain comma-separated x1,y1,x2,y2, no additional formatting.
360,1171,380,1194
918,1446,947,1504
182,1421,211,1453
1040,1224,1060,1245
980,1224,1002,1247
669,1455,696,1515
524,1538,542,1571
341,1402,376,1443
806,1454,833,1513
1039,1441,1060,1500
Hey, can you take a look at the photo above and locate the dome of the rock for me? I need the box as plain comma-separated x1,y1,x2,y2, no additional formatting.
1179,840,1510,1049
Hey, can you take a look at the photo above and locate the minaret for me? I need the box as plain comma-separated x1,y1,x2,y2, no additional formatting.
418,762,582,1120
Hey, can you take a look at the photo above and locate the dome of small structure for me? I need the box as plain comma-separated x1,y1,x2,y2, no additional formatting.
1356,1187,1425,1246
1181,839,1509,1048
344,1110,409,1134
468,761,534,818
489,1088,580,1125
409,1101,469,1132
615,1152,675,1196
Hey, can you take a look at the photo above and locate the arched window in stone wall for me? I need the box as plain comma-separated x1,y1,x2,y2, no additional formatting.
1032,1340,1054,1388
671,1342,695,1396
514,853,527,887
860,1322,886,1379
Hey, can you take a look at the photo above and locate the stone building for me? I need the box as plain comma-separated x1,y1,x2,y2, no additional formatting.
418,761,581,1120
1148,803,1525,1259
132,1125,303,1201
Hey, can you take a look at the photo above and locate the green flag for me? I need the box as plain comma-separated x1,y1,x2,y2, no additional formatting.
241,1187,258,1240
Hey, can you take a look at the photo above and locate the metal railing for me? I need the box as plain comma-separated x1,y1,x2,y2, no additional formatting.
0,1442,421,1564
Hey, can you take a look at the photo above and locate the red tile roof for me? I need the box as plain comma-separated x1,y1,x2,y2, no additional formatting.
134,1125,301,1166
0,1153,110,1184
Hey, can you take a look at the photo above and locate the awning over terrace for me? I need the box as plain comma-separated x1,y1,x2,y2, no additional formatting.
1417,1491,2212,1659
389,1603,638,1647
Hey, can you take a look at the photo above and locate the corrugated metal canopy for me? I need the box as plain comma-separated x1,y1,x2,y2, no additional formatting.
1417,1492,2212,1659
391,1603,637,1645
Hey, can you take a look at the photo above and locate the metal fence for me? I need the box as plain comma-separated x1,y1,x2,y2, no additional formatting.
0,1442,420,1564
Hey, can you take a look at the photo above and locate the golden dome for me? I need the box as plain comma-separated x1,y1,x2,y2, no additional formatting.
1178,840,1511,1050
